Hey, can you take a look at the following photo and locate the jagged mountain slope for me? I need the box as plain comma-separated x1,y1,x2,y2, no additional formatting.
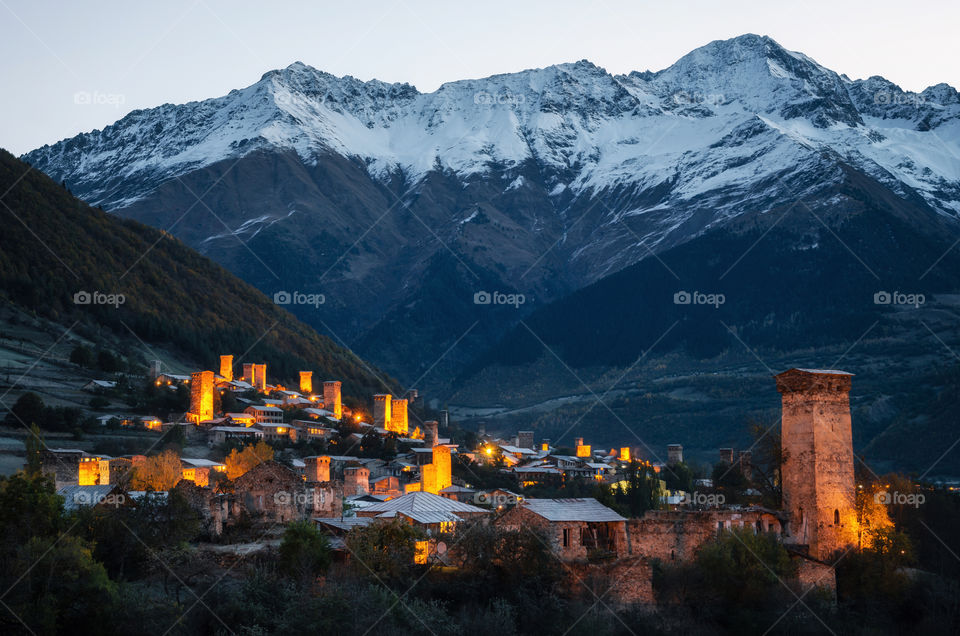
21,34,960,387
0,149,390,398
449,166,960,474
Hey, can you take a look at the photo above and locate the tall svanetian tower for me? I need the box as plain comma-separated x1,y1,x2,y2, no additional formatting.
776,368,857,561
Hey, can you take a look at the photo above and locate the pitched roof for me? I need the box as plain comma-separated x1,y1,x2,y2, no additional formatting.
396,510,463,525
362,491,489,516
519,498,626,522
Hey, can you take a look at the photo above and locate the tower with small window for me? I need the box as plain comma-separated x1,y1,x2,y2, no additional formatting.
776,368,857,561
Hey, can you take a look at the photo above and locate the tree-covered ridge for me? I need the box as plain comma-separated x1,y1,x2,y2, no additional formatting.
0,149,389,396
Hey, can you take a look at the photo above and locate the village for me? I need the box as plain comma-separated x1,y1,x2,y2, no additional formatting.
30,355,892,603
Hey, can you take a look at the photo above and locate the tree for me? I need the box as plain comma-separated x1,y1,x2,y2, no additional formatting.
225,441,274,480
130,449,182,490
345,518,425,582
279,521,332,584
69,344,94,367
96,349,123,373
694,528,797,607
5,391,44,427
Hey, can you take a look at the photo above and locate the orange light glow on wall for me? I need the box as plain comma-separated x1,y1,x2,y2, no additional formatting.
414,540,429,564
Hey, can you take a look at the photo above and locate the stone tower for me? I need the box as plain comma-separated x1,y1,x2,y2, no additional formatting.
373,394,392,429
189,370,214,423
150,359,162,379
667,444,684,465
518,431,535,450
323,381,342,420
432,445,452,492
243,363,256,385
304,455,330,483
424,420,439,447
776,368,857,561
344,466,370,496
388,398,408,435
299,371,313,395
219,355,233,381
254,364,267,392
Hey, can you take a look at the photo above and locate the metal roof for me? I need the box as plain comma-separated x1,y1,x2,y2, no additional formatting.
396,510,463,525
513,466,562,474
314,517,375,531
440,485,476,493
361,491,489,516
520,498,626,522
786,368,852,376
180,458,225,468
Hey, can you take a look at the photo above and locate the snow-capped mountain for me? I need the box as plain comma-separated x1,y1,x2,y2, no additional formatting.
27,34,960,217
22,34,960,387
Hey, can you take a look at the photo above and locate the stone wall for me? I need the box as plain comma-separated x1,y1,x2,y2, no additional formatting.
627,509,783,562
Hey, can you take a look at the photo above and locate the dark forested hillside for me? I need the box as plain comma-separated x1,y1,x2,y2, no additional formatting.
0,149,389,397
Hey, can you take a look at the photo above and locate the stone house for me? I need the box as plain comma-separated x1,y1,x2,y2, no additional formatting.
497,498,628,561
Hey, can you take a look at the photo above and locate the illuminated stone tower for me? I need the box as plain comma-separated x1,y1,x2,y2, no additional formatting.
388,398,408,435
243,363,256,385
305,455,330,482
432,444,452,492
323,381,342,419
373,394,392,429
189,370,214,423
219,355,233,381
575,437,591,458
254,364,267,392
299,371,313,395
776,368,857,561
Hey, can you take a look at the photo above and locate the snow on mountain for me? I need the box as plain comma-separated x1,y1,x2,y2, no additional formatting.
24,34,960,228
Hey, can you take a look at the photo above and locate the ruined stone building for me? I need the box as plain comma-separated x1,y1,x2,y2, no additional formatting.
498,498,629,561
